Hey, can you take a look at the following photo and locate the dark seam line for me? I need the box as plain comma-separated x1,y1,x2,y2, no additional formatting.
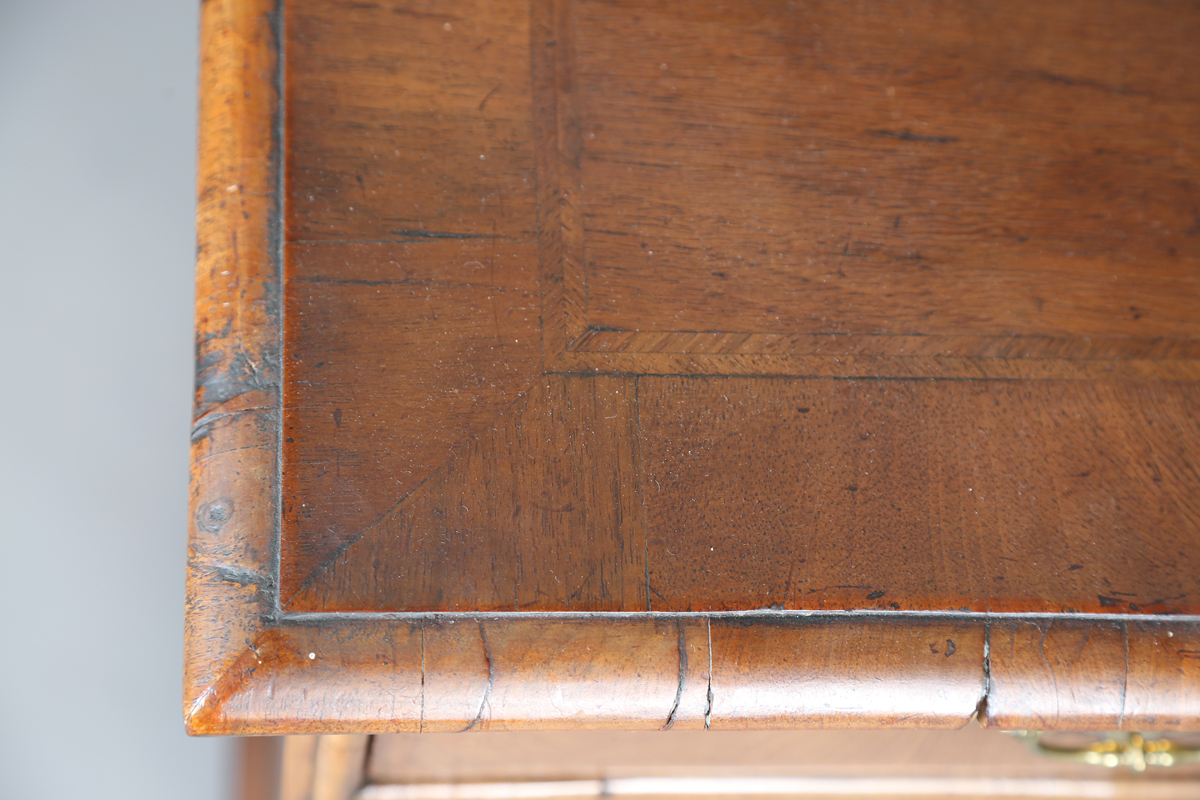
867,128,959,143
275,610,1200,624
541,371,1193,382
388,230,503,239
269,0,287,623
556,352,1195,359
976,618,992,723
571,332,1200,342
419,621,426,733
286,236,535,245
1119,620,1129,729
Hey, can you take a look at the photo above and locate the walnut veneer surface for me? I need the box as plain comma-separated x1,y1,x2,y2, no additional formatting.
186,0,1200,734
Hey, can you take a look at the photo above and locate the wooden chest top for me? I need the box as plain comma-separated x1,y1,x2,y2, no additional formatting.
186,0,1200,734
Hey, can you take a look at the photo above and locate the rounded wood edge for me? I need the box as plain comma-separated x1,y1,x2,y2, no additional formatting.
983,619,1200,732
186,616,991,734
188,615,1200,734
186,0,282,732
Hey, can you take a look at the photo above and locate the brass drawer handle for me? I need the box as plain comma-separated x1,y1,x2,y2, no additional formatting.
1010,731,1200,771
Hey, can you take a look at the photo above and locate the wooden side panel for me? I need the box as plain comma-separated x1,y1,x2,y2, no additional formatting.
279,0,540,597
288,376,647,612
640,377,1200,614
186,0,280,722
986,620,1200,731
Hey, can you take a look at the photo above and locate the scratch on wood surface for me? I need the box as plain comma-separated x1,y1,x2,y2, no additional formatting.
663,618,687,729
465,621,495,731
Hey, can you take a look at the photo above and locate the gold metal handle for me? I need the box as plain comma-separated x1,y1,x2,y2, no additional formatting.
1009,731,1200,771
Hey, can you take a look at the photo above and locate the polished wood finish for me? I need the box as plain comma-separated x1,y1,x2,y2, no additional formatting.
988,620,1200,732
571,1,1200,345
287,376,646,612
188,0,1200,734
366,728,1200,786
187,618,986,733
639,378,1200,614
187,0,281,724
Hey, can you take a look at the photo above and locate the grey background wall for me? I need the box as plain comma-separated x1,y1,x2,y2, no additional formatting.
0,1,232,798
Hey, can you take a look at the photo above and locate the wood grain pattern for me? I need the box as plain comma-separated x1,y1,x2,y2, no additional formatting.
356,777,1200,800
641,377,1200,614
533,0,589,365
987,620,1200,731
367,727,1200,783
280,239,541,598
187,612,1199,734
180,616,1093,734
278,0,542,597
287,376,646,612
188,0,1200,735
523,0,1200,380
572,0,1200,344
284,0,535,242
274,0,1200,617
709,618,984,729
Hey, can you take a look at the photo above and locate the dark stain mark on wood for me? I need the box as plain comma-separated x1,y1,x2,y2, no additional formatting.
867,129,960,144
388,229,502,239
196,497,235,533
213,564,274,591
